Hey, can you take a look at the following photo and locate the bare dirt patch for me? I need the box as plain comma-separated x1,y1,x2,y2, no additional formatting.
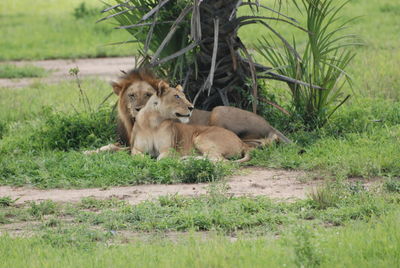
0,57,135,88
0,168,318,204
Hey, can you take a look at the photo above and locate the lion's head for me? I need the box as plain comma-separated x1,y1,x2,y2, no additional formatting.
153,83,194,124
111,68,161,118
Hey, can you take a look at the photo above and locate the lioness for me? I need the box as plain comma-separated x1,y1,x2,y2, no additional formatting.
83,69,159,154
111,69,290,144
131,83,250,162
83,68,290,154
111,68,159,146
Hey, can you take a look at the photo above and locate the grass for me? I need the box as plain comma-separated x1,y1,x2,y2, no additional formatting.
0,64,48,78
0,152,232,188
0,79,399,186
0,183,400,267
0,180,397,234
0,0,135,60
0,1,399,265
0,79,116,123
0,217,398,268
238,0,400,102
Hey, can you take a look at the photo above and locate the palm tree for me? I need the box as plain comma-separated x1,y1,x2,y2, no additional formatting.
100,0,317,112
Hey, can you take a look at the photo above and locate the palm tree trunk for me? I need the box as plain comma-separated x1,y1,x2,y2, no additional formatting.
186,0,255,111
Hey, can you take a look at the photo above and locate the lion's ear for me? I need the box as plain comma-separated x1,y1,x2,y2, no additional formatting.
176,85,183,92
111,81,122,95
156,81,169,96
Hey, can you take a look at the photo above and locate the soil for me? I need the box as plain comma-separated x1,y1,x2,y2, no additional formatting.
0,168,318,204
0,57,135,88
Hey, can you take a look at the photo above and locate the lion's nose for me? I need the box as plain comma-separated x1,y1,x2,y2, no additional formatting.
188,106,194,111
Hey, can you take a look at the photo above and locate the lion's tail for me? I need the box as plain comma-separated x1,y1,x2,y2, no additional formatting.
235,149,251,163
273,128,292,144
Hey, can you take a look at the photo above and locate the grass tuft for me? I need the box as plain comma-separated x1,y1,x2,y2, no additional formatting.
33,107,116,151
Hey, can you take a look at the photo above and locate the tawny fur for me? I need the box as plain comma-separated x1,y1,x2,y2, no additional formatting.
131,84,250,162
111,68,166,146
83,68,290,155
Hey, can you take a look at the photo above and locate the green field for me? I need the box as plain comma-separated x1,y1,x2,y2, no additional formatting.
0,0,135,60
1,0,400,266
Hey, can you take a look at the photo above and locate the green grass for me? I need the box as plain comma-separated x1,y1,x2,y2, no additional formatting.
0,0,135,60
0,0,399,265
0,64,48,78
0,152,232,188
1,184,400,267
0,79,116,123
237,0,400,102
0,79,399,187
1,217,398,268
1,180,398,234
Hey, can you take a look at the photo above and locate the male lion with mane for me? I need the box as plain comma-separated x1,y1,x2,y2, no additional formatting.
84,68,291,154
131,83,250,162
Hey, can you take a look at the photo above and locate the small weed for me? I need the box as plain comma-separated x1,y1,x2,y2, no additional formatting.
79,197,125,209
29,200,58,218
293,226,322,268
40,226,111,248
384,178,400,193
0,196,16,207
181,157,234,183
308,185,342,210
43,217,61,228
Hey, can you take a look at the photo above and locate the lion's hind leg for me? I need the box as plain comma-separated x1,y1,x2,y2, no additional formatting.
192,128,249,162
192,136,226,162
242,133,279,148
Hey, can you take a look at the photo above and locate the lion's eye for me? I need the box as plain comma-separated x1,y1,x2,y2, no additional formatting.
146,93,152,97
175,95,180,99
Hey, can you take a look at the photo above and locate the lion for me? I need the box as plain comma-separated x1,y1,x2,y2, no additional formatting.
111,68,160,146
83,68,290,154
110,68,291,147
83,69,160,155
131,83,250,162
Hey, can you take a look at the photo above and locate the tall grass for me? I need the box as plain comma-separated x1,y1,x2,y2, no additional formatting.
257,0,357,129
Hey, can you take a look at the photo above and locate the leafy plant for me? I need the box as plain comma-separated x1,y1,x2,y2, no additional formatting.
101,0,313,111
32,106,116,151
0,196,16,207
257,0,358,129
29,200,58,218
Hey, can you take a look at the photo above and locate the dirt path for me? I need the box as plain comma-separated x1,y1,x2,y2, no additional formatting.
0,57,135,88
0,168,318,204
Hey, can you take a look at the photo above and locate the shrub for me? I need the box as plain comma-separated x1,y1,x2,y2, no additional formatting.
257,0,357,130
33,107,116,151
